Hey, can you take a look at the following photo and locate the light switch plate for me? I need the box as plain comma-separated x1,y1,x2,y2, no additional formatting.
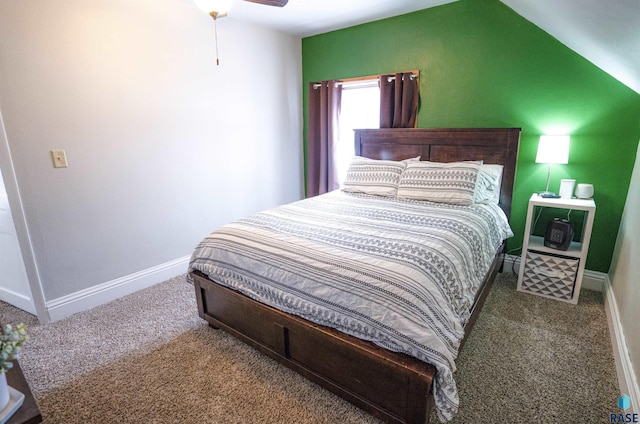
50,150,68,168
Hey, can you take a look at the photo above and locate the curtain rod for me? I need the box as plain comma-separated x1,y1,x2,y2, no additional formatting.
312,72,418,90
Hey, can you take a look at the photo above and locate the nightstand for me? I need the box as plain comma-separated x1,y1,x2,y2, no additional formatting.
517,194,596,304
6,361,42,424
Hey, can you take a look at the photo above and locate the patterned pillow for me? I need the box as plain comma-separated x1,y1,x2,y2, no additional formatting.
342,157,406,197
474,164,504,204
397,161,481,205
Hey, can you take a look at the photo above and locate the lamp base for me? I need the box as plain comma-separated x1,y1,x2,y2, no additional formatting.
539,191,561,199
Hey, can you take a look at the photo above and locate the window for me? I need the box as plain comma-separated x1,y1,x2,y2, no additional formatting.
335,80,380,184
307,71,417,197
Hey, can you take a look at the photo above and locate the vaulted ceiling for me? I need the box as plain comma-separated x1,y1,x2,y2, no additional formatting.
216,0,640,94
500,0,639,94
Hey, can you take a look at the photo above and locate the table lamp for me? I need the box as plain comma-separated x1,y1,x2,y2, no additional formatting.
536,135,570,198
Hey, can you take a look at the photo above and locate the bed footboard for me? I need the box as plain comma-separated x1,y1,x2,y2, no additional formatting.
191,270,436,424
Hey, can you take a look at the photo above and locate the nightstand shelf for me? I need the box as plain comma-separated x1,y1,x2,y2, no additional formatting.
517,194,596,304
527,235,583,257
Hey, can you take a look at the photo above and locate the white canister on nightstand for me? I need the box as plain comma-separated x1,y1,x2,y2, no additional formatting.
575,183,594,199
559,179,576,199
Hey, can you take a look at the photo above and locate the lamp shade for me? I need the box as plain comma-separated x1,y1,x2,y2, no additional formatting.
535,135,570,164
194,0,233,15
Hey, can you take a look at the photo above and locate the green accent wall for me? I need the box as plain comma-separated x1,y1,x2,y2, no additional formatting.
302,0,640,273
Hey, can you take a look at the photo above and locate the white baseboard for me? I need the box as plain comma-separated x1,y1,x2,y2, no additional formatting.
46,255,190,322
0,287,36,315
582,269,607,292
502,255,605,292
604,277,640,414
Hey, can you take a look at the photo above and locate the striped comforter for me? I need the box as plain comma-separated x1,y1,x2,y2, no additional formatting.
188,190,513,422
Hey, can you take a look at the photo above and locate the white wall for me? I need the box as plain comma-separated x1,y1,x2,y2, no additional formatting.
609,137,640,403
0,0,302,317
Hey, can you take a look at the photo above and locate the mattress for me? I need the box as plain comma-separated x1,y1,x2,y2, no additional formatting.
189,190,513,421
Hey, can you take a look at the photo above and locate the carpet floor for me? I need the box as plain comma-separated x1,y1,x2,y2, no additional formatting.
0,272,619,423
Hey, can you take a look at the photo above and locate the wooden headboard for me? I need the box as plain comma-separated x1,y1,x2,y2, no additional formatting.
354,128,521,219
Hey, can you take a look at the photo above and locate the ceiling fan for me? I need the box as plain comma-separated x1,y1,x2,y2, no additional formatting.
244,0,288,6
194,0,289,16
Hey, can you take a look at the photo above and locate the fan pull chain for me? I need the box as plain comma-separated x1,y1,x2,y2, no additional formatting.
213,15,220,66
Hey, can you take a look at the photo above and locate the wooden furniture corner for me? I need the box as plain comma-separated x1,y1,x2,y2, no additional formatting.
6,361,42,424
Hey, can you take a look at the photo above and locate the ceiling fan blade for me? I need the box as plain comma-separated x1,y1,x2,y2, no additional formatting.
244,0,288,7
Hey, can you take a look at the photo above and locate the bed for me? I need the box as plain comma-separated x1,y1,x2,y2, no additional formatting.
189,127,520,424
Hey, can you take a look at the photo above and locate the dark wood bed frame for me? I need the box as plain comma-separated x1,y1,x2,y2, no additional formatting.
191,128,520,424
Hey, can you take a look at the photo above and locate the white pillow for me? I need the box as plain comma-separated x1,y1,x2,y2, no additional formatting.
397,161,481,205
342,157,406,197
474,164,504,204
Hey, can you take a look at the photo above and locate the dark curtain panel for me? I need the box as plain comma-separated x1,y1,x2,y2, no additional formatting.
379,72,419,128
306,80,342,197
